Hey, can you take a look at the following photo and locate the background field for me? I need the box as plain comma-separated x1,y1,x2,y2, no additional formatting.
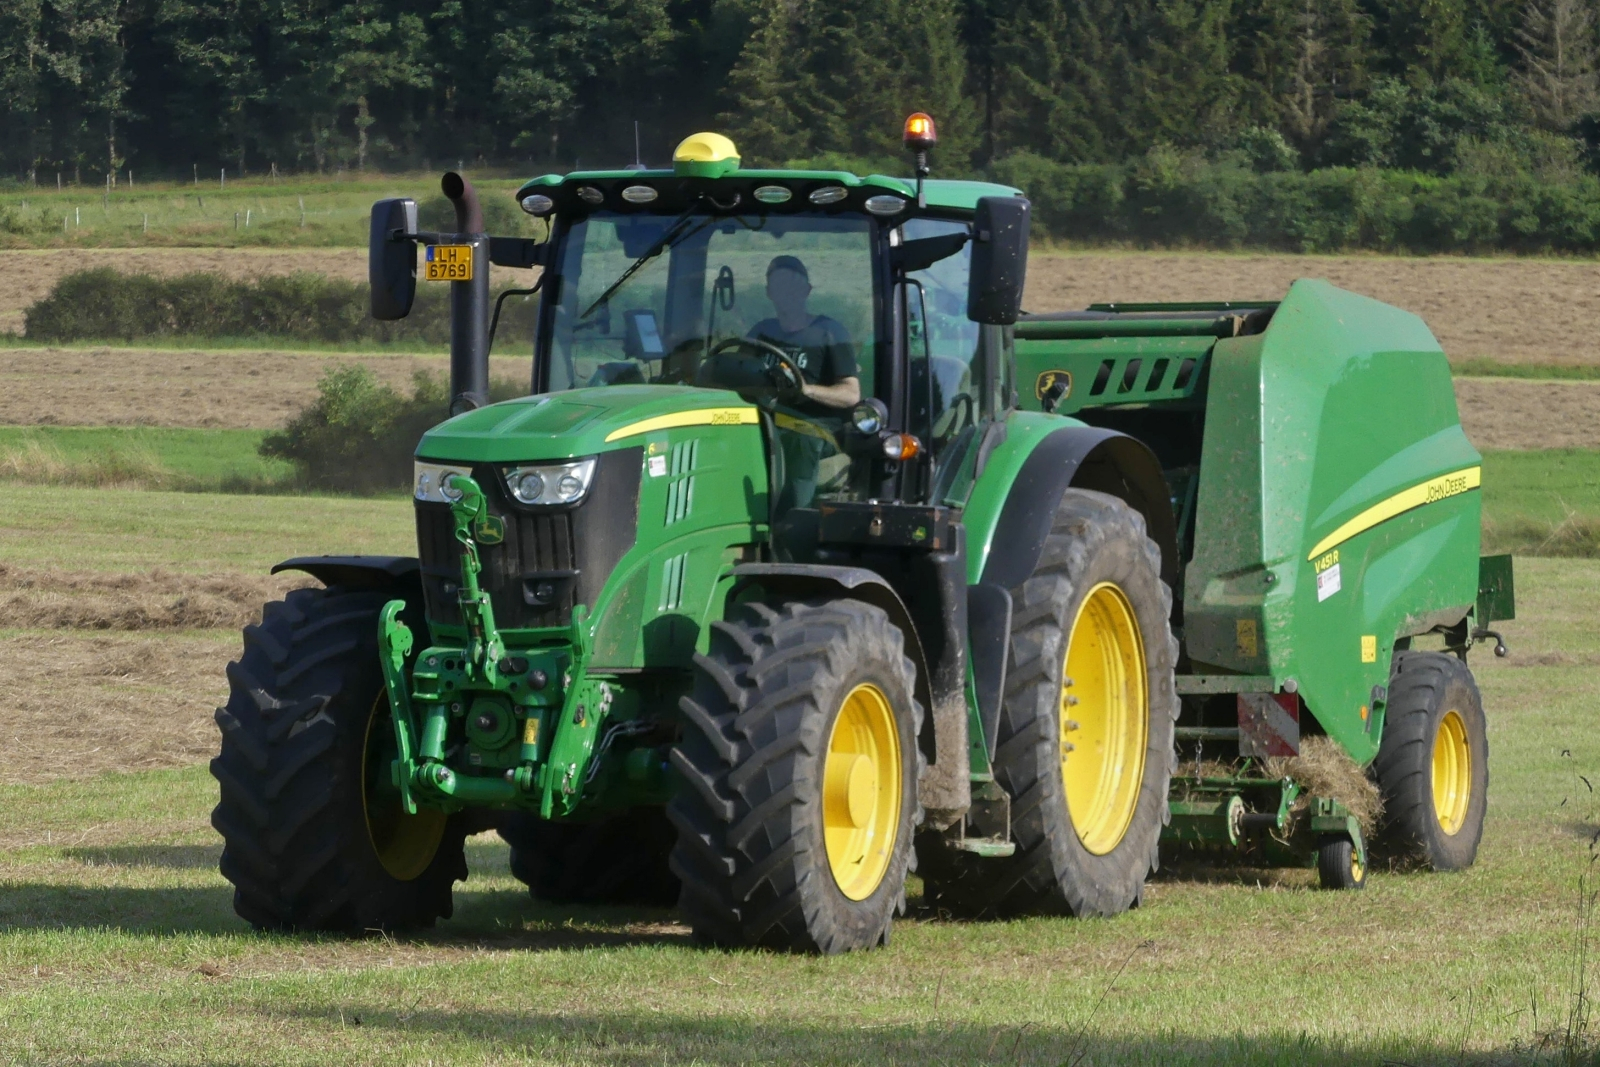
0,538,1591,1064
4,191,1600,1061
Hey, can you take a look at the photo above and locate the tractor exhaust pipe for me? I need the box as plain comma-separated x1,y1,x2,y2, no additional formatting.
441,171,489,415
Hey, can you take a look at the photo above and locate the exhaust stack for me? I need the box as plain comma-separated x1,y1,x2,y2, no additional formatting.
441,171,489,415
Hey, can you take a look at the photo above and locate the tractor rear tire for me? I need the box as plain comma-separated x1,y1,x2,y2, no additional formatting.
500,808,679,906
667,598,923,953
211,586,468,932
1372,651,1488,870
921,489,1178,918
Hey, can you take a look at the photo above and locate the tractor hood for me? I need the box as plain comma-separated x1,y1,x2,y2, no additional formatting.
415,385,760,463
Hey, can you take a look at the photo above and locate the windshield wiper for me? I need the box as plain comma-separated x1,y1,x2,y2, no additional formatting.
580,200,711,320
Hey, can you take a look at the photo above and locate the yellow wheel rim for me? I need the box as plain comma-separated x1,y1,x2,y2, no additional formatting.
1350,846,1365,884
1061,583,1149,855
363,695,446,881
823,683,902,901
1432,709,1471,836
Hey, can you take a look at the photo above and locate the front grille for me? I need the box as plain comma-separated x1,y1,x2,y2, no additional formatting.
416,448,641,631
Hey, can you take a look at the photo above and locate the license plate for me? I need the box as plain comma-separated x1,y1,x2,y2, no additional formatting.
423,244,473,281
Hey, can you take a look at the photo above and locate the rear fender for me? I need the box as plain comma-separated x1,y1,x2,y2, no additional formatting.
970,426,1178,592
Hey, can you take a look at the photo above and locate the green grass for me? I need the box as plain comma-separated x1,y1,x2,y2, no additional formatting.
0,174,544,249
0,558,1593,1064
0,483,412,572
1483,450,1600,523
1453,359,1600,381
0,426,291,489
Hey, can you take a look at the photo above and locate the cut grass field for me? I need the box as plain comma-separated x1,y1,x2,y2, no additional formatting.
0,557,1593,1064
4,240,1600,373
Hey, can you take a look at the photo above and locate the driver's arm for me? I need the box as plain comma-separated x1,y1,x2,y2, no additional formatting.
801,376,861,409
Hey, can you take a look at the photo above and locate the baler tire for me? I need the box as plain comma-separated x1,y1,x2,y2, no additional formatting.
1316,836,1367,890
921,489,1178,918
500,807,679,906
1372,651,1488,871
211,585,468,933
667,598,923,954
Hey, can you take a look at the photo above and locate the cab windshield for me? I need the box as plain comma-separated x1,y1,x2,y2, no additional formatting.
543,210,880,510
544,211,877,399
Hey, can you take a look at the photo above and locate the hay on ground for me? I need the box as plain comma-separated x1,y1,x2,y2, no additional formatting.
0,563,310,630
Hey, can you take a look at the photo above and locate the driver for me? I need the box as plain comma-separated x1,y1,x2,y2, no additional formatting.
746,256,861,413
745,255,860,512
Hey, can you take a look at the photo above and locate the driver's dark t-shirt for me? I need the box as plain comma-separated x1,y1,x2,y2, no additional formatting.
746,315,858,390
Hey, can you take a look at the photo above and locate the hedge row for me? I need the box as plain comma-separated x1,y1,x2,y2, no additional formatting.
992,153,1600,253
24,268,540,346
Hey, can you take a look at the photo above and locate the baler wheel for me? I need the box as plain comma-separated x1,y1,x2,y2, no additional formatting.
1372,651,1488,870
667,598,923,953
921,489,1178,918
500,807,679,906
1316,836,1367,890
211,586,468,932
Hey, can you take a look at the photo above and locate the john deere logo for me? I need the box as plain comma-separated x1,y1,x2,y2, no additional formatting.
1035,369,1072,402
474,514,505,545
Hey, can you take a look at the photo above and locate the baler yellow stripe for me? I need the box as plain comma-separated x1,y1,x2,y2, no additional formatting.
1307,466,1481,560
603,406,758,442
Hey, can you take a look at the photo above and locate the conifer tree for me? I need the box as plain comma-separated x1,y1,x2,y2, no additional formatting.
724,0,978,169
1513,0,1599,129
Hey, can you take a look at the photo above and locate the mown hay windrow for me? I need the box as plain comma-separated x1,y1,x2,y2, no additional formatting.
0,564,311,631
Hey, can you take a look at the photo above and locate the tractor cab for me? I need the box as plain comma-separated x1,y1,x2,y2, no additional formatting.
513,130,1025,535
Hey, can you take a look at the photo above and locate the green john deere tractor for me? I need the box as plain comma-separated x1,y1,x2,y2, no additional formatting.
212,118,1513,953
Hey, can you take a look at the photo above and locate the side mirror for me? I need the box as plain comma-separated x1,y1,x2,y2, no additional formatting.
967,196,1030,325
370,197,418,320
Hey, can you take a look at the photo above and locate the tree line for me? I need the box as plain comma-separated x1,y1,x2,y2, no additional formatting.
4,0,1600,188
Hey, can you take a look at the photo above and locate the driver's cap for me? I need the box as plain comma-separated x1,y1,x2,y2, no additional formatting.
767,255,809,282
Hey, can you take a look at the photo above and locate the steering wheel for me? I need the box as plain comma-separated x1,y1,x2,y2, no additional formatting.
697,336,807,396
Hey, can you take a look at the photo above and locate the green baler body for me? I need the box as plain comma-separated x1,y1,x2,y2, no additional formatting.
1013,279,1483,761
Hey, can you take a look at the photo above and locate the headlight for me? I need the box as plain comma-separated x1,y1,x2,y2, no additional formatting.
415,461,473,503
503,457,597,506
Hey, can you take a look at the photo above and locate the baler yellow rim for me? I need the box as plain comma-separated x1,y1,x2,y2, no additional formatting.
823,683,901,900
1432,709,1472,836
363,695,446,881
1061,583,1149,855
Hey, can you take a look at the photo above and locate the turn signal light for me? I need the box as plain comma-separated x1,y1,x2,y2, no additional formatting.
881,433,922,461
903,113,937,150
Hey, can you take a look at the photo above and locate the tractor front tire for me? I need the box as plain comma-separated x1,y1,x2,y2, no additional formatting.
668,599,922,953
923,489,1178,918
1372,651,1488,870
211,585,468,932
500,808,679,906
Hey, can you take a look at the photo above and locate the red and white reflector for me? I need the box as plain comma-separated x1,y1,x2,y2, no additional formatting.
1237,693,1300,758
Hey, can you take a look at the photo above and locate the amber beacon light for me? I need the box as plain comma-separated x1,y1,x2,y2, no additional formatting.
904,113,937,208
903,112,938,151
